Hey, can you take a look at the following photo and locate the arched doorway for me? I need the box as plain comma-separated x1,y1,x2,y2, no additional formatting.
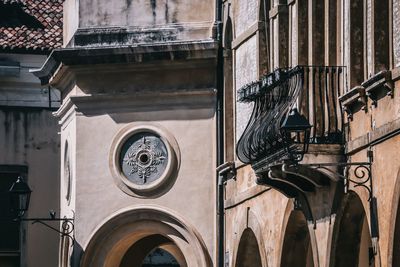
280,210,314,267
120,234,186,267
330,192,375,267
80,206,211,267
235,228,262,267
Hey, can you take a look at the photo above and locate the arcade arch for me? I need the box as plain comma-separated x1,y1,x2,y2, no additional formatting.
80,206,211,267
330,191,375,267
280,210,314,267
235,228,263,267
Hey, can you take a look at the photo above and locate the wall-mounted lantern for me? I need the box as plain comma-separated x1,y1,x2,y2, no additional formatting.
280,108,312,162
9,176,74,244
9,176,32,217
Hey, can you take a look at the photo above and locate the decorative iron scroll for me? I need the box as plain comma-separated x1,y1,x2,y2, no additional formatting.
23,216,75,246
236,65,345,165
304,162,372,201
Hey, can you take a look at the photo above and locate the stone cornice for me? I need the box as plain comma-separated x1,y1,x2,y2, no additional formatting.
54,88,217,118
32,39,218,85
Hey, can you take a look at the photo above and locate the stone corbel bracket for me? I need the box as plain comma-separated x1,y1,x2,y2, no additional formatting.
361,70,394,107
339,86,367,120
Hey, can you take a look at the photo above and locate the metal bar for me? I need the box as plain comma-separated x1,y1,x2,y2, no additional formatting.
302,162,370,167
318,67,325,140
312,68,317,142
325,67,331,136
21,218,72,221
331,67,339,133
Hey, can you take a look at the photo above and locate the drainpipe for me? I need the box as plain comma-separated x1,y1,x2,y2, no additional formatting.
215,0,224,266
217,162,236,267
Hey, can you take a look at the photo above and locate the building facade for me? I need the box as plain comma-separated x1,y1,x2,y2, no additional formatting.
223,0,400,267
3,0,400,266
0,0,62,266
36,0,219,266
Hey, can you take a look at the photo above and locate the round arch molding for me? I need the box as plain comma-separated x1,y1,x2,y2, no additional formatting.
230,208,268,267
80,205,212,267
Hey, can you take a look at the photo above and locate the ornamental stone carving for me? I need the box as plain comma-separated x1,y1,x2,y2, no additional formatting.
110,124,180,198
120,133,168,185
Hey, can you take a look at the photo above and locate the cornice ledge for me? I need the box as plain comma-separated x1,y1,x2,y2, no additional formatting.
32,39,218,85
67,89,217,115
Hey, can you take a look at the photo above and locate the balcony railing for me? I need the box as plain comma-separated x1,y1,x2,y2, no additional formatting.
236,65,345,166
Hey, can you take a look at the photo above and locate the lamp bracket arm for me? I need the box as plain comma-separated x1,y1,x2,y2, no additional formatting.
21,217,75,245
301,162,372,201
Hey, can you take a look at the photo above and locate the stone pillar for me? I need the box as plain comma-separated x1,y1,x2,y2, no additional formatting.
270,1,289,68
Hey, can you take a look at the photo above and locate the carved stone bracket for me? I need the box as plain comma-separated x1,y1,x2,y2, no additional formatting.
361,70,394,107
339,86,367,120
255,162,334,198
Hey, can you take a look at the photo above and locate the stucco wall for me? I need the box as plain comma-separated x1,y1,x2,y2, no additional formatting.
0,108,60,267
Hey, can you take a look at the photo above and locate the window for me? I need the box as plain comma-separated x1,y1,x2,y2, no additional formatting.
0,172,21,267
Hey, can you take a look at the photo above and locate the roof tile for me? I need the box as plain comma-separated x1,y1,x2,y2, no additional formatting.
0,0,63,52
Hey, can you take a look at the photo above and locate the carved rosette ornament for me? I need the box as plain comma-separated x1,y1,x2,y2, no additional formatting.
110,124,180,197
120,134,168,185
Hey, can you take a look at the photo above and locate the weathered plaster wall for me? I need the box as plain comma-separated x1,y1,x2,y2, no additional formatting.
72,108,216,255
78,0,214,28
394,0,400,67
233,0,257,36
234,36,257,140
63,0,79,46
0,54,59,108
0,108,60,267
63,0,215,47
53,54,218,265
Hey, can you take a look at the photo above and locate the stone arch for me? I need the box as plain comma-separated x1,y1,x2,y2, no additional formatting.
388,168,400,266
119,234,186,267
230,208,268,267
80,205,211,267
279,209,315,267
329,191,374,267
223,15,233,50
235,228,262,267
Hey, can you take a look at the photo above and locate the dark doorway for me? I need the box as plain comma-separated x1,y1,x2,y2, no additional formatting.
280,210,314,267
0,172,21,267
235,228,263,267
330,192,374,267
119,234,186,267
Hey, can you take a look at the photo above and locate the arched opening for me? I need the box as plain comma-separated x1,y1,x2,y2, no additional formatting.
120,234,186,267
81,207,211,267
392,197,400,266
235,228,262,267
330,192,375,267
280,210,314,267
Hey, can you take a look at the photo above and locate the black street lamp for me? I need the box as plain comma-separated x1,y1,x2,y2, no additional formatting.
8,176,75,244
9,176,31,218
280,108,312,162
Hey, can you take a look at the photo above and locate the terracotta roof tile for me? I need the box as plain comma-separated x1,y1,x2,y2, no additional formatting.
0,0,63,52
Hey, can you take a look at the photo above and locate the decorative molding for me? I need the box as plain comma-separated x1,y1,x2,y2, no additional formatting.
66,89,216,116
346,117,400,155
269,4,288,19
231,21,264,50
361,70,394,106
224,186,270,209
109,123,180,198
339,86,367,120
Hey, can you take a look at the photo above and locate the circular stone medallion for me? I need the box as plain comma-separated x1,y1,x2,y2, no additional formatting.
120,133,168,185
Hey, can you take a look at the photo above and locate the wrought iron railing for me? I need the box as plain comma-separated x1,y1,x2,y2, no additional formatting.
236,65,345,165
